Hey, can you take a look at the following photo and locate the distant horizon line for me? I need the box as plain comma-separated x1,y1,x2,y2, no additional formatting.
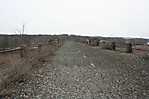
0,32,149,39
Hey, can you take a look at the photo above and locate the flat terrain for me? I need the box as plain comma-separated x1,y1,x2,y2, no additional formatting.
1,41,149,99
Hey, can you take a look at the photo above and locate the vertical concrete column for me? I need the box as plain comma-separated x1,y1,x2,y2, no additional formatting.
57,39,60,47
126,43,132,53
86,39,89,45
38,44,42,53
97,40,100,46
89,40,91,45
20,45,27,58
111,42,116,50
48,39,52,45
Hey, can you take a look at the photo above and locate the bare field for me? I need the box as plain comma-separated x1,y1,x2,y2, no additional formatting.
0,43,59,93
0,41,148,99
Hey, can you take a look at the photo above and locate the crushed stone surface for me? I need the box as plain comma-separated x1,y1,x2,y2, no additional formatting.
1,41,149,99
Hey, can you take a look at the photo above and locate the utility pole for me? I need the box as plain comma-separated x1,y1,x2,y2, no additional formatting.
20,24,25,45
21,24,25,38
22,24,25,34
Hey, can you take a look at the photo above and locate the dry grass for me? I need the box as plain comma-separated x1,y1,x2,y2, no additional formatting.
0,43,60,92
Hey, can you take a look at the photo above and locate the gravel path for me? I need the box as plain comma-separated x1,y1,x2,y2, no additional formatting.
1,41,149,99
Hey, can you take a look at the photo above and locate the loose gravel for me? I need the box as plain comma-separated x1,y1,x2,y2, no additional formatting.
1,41,149,99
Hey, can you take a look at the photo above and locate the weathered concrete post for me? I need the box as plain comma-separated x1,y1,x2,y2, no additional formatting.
48,39,52,44
86,39,89,45
111,42,116,50
20,45,27,58
126,43,132,53
56,39,60,47
89,39,91,45
38,44,42,53
97,40,100,46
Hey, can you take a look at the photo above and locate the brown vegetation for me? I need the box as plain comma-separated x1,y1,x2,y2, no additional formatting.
0,40,61,91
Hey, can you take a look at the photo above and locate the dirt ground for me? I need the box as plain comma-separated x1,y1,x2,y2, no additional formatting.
0,41,149,99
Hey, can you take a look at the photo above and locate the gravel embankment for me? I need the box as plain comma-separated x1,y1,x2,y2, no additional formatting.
1,41,149,99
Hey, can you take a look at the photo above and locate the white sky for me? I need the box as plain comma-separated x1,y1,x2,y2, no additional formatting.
0,0,149,38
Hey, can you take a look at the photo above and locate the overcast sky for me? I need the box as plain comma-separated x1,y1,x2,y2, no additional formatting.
0,0,149,38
